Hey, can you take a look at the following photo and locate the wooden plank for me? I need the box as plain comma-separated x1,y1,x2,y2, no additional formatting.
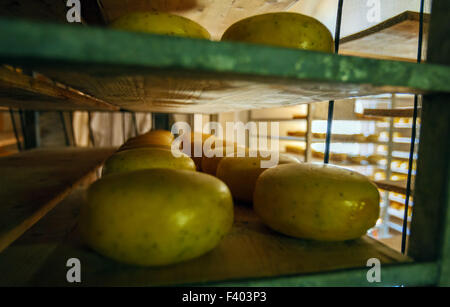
364,108,420,118
1,19,449,114
0,191,423,286
340,11,429,61
0,131,22,147
0,147,116,253
374,180,412,195
408,1,450,271
0,187,85,286
0,67,119,111
1,203,409,286
339,50,417,63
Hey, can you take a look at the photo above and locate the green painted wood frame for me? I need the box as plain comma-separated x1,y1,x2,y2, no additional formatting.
408,0,450,286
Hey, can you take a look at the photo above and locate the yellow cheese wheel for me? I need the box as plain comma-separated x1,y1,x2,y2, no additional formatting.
254,163,380,241
102,147,196,176
216,153,300,203
118,130,174,152
110,12,211,39
79,169,233,266
201,145,248,175
222,12,333,52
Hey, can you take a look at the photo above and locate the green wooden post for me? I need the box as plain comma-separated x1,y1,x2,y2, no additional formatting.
408,0,450,286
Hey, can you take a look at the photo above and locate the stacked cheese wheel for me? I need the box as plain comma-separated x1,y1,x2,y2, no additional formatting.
80,11,380,267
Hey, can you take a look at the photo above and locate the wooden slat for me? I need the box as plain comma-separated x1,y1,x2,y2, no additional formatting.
0,67,119,111
374,180,412,195
0,131,22,147
363,108,420,118
340,11,429,61
0,188,84,286
339,50,417,63
1,18,449,113
0,147,116,253
0,200,410,286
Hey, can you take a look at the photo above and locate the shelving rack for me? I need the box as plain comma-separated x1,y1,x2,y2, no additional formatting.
361,94,419,237
250,93,418,238
0,1,449,286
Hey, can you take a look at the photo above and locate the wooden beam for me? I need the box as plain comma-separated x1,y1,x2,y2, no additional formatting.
408,1,450,287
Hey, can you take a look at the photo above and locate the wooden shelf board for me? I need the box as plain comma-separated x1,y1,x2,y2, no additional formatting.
0,131,22,147
0,199,410,286
364,107,420,118
0,187,85,286
375,180,413,195
269,134,388,145
0,18,449,113
0,147,116,253
340,11,429,61
0,66,119,111
388,207,412,222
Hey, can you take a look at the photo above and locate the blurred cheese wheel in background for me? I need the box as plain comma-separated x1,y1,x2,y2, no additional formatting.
216,152,300,203
180,132,239,171
102,147,196,176
201,145,248,175
118,130,174,152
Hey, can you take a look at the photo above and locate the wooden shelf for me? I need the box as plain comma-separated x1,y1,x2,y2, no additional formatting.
249,117,306,122
390,195,413,206
274,135,388,145
340,11,429,62
363,107,420,118
0,131,22,148
0,18,449,113
388,221,410,235
374,180,412,195
0,199,410,286
388,207,412,222
0,66,119,111
0,147,115,253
